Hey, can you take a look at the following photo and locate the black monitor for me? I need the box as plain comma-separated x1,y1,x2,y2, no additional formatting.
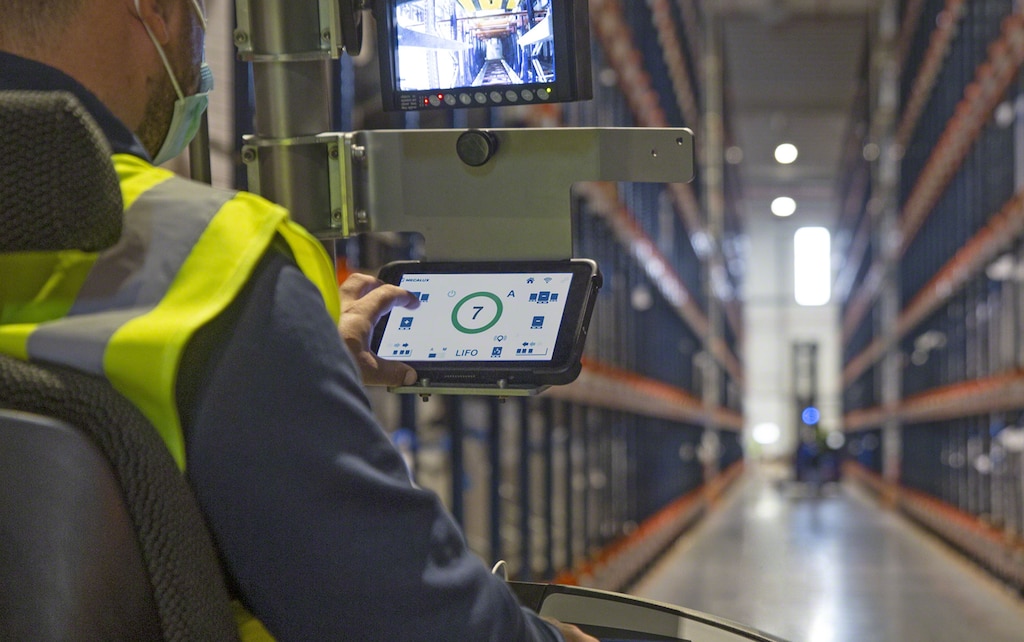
374,0,592,111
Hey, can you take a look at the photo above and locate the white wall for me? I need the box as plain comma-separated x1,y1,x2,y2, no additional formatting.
741,207,841,459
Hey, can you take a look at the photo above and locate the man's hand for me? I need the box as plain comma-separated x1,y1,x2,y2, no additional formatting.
544,617,601,642
338,273,420,387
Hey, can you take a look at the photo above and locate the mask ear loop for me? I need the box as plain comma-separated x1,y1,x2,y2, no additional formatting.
189,0,208,32
133,0,186,100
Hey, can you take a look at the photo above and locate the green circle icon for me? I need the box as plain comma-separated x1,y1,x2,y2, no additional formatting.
452,292,503,334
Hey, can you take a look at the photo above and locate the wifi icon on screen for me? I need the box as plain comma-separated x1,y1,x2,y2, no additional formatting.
544,277,552,284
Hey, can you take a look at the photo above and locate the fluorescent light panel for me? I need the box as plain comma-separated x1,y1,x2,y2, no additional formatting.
794,227,831,306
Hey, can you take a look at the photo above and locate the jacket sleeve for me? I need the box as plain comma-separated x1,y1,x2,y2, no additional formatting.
180,252,563,642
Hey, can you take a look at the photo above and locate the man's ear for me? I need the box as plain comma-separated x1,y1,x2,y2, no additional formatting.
132,0,171,45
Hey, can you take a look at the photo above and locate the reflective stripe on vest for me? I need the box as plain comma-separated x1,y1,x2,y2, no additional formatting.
0,153,340,470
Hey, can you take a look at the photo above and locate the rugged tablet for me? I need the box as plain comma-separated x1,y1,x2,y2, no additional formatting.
372,259,601,388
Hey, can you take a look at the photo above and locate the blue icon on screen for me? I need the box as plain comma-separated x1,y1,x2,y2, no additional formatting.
400,317,414,329
532,316,545,329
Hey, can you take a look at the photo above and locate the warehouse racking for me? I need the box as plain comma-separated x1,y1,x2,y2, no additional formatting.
838,0,1024,590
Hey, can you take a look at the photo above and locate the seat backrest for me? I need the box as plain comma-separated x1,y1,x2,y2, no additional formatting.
0,90,238,641
0,90,123,252
0,396,164,639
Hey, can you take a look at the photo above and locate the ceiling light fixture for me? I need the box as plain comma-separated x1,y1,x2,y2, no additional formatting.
774,143,798,164
771,196,796,217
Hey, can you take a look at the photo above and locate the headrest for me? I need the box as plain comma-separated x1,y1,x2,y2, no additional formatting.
0,90,123,253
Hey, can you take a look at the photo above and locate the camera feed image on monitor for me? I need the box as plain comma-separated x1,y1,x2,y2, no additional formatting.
394,0,556,105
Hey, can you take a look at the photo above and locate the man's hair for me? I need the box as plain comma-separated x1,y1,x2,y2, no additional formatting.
0,0,94,49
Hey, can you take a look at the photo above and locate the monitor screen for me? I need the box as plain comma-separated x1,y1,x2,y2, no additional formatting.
375,0,591,111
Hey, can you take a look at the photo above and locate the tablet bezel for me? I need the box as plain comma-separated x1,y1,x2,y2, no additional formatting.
371,259,601,387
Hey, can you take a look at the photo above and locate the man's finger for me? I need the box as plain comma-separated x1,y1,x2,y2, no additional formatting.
338,272,380,301
351,283,420,318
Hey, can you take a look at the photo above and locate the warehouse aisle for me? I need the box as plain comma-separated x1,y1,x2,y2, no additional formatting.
631,465,1024,642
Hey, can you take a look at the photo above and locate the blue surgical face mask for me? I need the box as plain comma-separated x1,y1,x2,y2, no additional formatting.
135,0,213,165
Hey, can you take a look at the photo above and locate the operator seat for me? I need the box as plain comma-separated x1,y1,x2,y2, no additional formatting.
0,90,238,641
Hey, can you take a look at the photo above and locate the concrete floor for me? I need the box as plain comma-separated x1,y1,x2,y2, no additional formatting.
631,465,1024,642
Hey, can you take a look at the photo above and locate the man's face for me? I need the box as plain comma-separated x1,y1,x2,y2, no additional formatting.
136,0,206,159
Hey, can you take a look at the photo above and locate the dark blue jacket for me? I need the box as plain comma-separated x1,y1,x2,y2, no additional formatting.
0,51,561,642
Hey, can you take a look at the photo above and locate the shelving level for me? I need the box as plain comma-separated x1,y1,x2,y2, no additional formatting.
838,0,1024,589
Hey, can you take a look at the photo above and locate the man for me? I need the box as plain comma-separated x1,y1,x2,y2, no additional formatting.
0,1,597,640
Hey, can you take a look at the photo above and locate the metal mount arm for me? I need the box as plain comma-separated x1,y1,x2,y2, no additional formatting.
243,126,695,260
348,127,694,259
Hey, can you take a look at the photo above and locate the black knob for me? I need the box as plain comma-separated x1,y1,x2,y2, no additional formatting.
456,129,499,167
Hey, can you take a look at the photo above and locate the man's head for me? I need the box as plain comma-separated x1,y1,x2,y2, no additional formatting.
0,0,209,162
0,1,85,49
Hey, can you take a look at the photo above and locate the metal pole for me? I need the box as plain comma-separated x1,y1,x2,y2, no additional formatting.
874,0,902,505
238,0,336,232
581,405,591,560
449,396,465,526
400,393,418,477
232,43,252,190
701,8,725,491
563,403,574,569
488,397,503,564
543,398,555,577
188,113,213,184
518,397,533,581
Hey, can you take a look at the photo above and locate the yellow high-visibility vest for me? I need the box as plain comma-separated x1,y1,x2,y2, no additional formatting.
0,153,338,468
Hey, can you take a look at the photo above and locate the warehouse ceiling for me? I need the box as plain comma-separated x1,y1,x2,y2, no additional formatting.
714,0,878,223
